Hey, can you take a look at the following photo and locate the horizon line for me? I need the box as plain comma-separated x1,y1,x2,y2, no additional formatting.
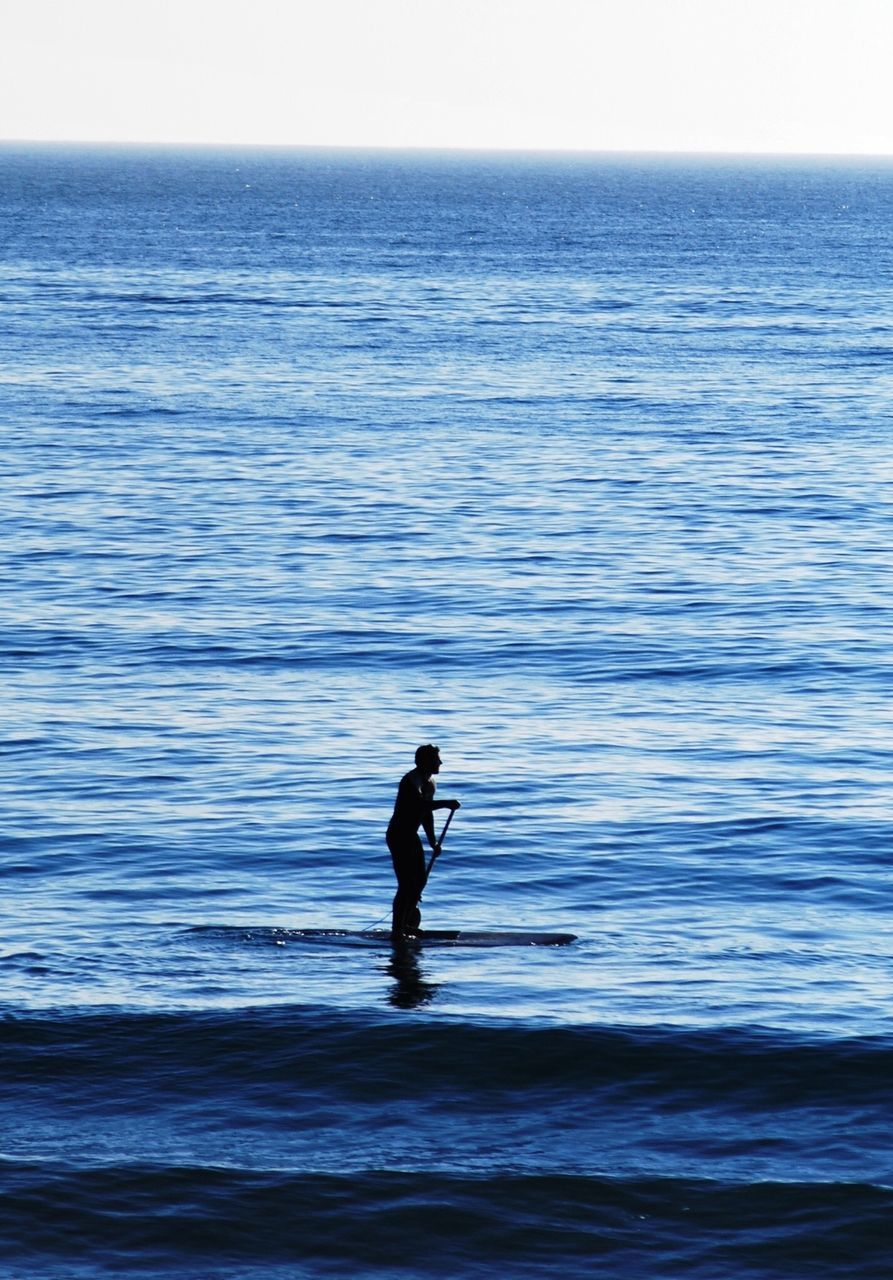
2,137,893,163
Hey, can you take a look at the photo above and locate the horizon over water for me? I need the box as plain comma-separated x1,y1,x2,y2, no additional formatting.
2,142,893,1278
7,135,893,158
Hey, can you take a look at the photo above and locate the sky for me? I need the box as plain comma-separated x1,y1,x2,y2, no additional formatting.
2,0,893,156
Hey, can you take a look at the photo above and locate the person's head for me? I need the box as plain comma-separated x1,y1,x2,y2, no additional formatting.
415,743,441,776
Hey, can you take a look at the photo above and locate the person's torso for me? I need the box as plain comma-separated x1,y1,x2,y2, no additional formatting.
388,768,435,834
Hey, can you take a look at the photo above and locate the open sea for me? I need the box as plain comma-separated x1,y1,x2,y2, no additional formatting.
2,142,893,1278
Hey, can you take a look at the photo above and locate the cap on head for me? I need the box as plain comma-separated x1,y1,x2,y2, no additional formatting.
415,743,440,770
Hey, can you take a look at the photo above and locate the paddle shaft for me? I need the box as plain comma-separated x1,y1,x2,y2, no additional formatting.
424,808,455,884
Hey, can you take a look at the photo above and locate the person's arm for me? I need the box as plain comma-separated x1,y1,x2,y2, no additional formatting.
419,779,441,850
421,805,438,850
429,795,460,858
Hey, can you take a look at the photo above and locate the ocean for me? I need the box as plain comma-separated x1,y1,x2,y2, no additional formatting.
2,142,892,1278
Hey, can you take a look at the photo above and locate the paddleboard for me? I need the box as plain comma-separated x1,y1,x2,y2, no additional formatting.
294,928,577,947
190,926,576,948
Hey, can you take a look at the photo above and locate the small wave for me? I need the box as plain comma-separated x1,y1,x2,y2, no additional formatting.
2,1008,891,1112
0,1160,890,1276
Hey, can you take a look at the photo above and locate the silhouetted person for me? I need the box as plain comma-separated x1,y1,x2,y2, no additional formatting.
387,744,460,939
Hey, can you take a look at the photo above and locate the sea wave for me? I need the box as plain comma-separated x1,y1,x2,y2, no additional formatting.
0,1160,890,1278
3,1006,892,1111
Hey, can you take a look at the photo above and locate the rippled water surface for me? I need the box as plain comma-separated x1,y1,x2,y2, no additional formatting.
2,145,893,1277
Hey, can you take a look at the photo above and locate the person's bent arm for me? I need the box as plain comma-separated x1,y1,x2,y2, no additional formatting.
422,809,438,850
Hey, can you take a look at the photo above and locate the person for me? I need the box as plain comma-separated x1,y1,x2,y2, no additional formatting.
387,744,460,939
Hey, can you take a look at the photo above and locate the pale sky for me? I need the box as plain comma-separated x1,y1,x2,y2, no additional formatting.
2,0,893,155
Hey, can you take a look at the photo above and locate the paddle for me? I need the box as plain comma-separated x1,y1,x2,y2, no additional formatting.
424,807,456,884
404,808,457,934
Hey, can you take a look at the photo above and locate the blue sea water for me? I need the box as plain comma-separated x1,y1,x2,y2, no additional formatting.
2,142,893,1278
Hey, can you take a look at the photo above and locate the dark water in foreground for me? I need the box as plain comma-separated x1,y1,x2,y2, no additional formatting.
2,144,893,1277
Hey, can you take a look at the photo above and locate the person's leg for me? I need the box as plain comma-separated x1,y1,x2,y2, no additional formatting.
389,836,425,937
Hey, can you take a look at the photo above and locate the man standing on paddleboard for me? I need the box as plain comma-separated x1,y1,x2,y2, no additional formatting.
387,744,460,939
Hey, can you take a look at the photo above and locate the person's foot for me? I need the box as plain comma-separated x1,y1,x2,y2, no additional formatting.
391,927,421,943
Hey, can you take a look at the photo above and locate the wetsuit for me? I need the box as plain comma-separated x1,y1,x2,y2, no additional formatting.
386,768,436,936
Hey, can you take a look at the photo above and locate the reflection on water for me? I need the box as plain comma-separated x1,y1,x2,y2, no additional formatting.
385,944,440,1010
